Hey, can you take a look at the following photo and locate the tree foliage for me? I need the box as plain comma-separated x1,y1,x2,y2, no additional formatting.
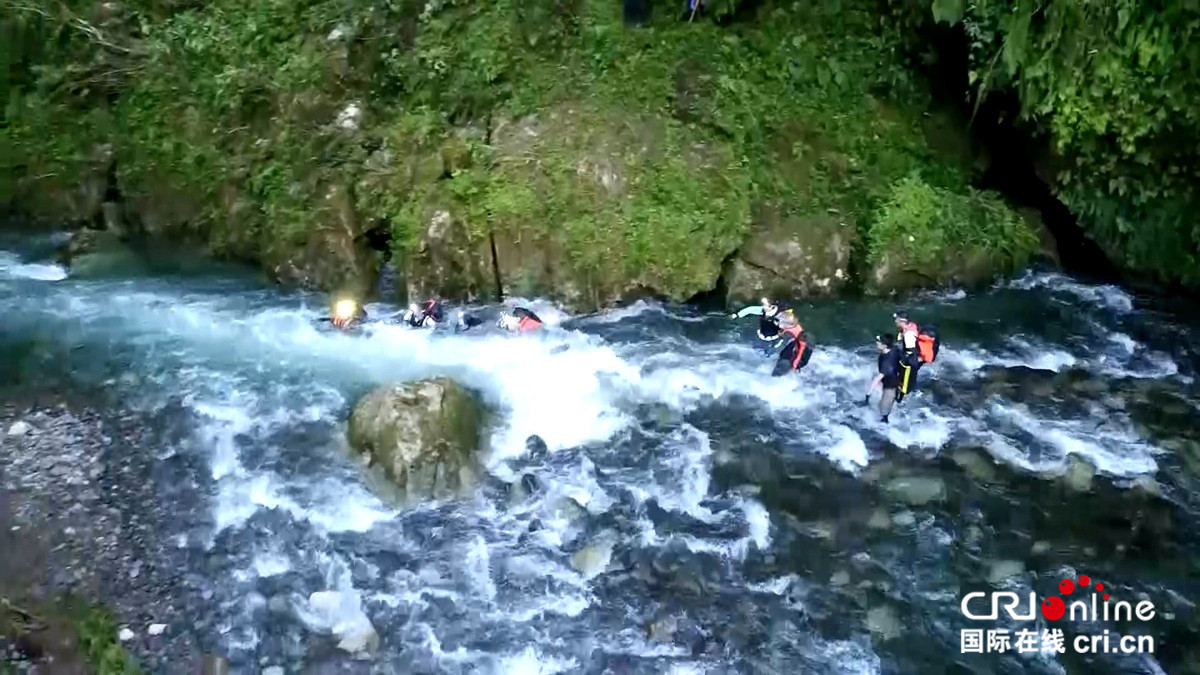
914,0,1200,287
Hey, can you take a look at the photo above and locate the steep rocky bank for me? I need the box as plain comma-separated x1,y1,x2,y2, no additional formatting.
3,0,1047,310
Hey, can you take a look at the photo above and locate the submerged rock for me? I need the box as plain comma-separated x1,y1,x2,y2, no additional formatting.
201,655,229,675
866,605,903,641
883,475,946,506
987,559,1025,585
950,448,1000,483
571,531,616,580
347,378,486,503
59,229,141,276
1062,454,1097,492
867,509,891,530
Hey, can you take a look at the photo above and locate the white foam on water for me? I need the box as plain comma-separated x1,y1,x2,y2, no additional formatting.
817,639,883,674
495,646,579,675
988,403,1159,476
463,534,498,603
353,324,638,462
646,424,716,521
1007,271,1135,313
253,550,292,578
1108,332,1137,354
0,251,69,281
577,299,662,324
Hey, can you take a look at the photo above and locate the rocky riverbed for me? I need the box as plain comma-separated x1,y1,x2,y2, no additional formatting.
0,394,210,672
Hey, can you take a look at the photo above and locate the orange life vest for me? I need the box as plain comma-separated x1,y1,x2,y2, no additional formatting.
518,316,541,331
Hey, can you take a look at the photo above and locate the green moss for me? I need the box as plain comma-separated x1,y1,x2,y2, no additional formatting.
5,0,1037,298
72,598,141,675
868,172,1040,274
0,594,140,674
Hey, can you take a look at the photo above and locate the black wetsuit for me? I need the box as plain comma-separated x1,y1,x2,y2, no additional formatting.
879,346,903,389
772,330,812,377
456,313,483,333
877,345,903,418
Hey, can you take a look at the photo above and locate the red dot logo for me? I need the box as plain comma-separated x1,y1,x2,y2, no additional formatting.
1059,579,1076,594
1096,583,1104,591
1041,596,1066,621
1079,574,1091,586
1104,594,1110,600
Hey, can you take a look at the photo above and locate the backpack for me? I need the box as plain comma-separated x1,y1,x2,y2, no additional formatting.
916,325,940,364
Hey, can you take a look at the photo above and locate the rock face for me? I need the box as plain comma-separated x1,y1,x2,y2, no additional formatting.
346,378,486,502
724,202,856,303
265,184,385,300
391,104,751,310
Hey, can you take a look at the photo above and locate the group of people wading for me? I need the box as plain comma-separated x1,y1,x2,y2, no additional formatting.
328,297,543,334
332,292,939,425
731,299,940,423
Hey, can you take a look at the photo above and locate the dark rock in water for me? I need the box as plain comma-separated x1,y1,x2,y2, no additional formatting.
525,435,548,462
520,472,540,496
346,378,487,503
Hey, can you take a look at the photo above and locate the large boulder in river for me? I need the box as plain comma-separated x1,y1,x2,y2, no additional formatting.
347,378,486,502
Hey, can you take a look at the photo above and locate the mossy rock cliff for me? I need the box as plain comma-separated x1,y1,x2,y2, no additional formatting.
3,0,1045,306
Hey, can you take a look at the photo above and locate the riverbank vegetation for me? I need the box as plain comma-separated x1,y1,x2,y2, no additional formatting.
24,0,1176,305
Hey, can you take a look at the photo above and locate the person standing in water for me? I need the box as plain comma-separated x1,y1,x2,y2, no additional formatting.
771,312,813,377
865,333,903,423
892,310,941,401
730,297,788,353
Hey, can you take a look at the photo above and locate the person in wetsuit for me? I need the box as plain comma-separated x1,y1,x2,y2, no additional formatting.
771,317,813,377
402,298,444,329
865,333,904,423
893,310,939,401
730,297,789,353
455,310,483,333
328,299,367,331
498,307,543,332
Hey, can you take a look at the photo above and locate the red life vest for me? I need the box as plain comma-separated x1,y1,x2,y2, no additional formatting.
518,316,541,331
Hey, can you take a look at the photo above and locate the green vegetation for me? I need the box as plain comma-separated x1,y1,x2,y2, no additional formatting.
1,594,139,674
904,0,1200,288
3,0,1042,304
870,172,1039,270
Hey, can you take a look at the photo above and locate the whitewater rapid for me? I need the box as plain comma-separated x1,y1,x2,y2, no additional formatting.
0,246,1191,673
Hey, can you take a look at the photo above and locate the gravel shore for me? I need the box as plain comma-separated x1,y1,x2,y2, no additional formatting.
1,395,209,672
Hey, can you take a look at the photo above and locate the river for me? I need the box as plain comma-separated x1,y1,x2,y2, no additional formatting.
1,232,1198,674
